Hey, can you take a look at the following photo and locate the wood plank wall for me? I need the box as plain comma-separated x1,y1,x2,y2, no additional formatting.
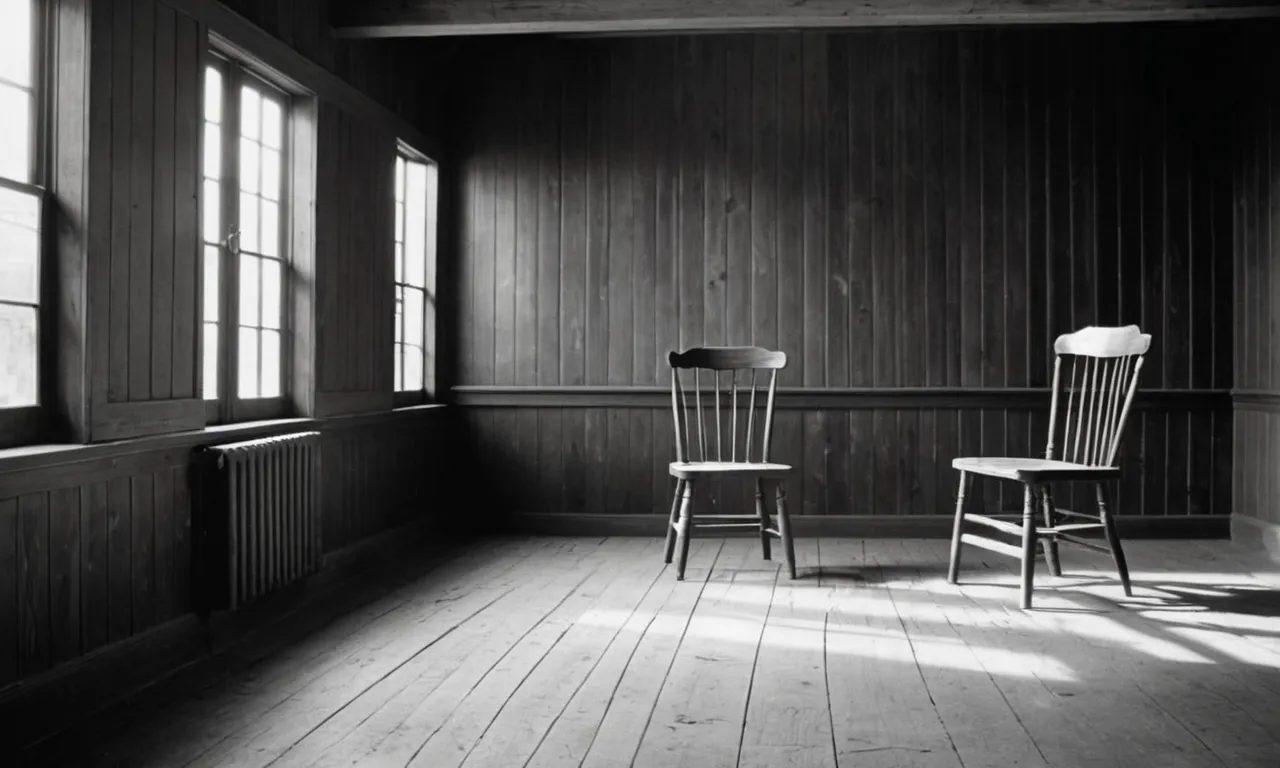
452,27,1236,525
1232,31,1280,531
100,0,203,406
0,407,449,692
314,106,397,403
0,0,452,697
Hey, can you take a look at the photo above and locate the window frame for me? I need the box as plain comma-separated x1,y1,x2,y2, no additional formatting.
202,53,293,425
0,0,50,448
392,141,437,409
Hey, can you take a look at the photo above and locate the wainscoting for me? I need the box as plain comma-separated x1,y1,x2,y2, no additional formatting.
450,26,1237,537
0,406,454,740
462,387,1231,537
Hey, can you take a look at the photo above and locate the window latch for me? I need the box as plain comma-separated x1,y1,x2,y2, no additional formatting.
222,229,241,254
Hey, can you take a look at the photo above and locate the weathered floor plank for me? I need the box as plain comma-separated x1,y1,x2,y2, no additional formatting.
16,537,1280,768
631,539,780,768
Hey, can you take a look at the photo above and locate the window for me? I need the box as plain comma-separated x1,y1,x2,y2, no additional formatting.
203,56,289,421
393,149,437,402
0,0,43,443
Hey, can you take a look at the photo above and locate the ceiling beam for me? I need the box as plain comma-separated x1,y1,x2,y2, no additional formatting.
332,0,1280,38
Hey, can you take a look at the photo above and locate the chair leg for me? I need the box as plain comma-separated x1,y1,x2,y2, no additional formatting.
1040,485,1063,578
1020,483,1037,610
674,480,696,581
1095,481,1132,597
755,479,772,561
948,470,970,584
664,479,684,564
775,482,797,580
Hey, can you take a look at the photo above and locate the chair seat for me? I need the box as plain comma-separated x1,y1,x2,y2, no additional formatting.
952,456,1121,482
669,461,792,479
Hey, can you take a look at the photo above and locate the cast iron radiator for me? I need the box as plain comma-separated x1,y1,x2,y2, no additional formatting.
198,432,322,610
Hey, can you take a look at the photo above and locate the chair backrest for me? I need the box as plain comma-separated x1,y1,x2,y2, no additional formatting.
1045,325,1152,467
668,347,787,464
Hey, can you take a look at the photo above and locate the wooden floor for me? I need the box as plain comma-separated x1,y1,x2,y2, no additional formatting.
17,535,1280,767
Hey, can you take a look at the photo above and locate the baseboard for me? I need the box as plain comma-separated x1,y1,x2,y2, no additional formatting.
508,513,1231,539
1231,513,1280,564
0,516,467,754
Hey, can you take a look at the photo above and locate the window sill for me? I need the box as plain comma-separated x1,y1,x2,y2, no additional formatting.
393,403,447,414
0,417,318,475
0,406,452,475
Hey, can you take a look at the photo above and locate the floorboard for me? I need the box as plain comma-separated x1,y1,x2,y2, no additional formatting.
15,536,1280,768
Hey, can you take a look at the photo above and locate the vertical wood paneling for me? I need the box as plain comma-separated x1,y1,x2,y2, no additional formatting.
107,477,131,642
0,414,446,691
150,3,176,401
777,36,805,388
457,27,1235,524
49,488,81,665
128,0,156,402
0,499,16,687
750,36,777,354
17,494,50,679
80,483,109,654
97,0,207,406
171,13,200,399
1233,36,1280,527
108,0,133,403
130,475,155,633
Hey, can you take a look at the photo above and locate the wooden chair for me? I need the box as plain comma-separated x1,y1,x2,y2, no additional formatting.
665,347,797,581
948,325,1151,609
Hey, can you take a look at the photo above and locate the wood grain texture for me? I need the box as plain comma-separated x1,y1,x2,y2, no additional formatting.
17,537,1280,768
467,400,1228,520
454,27,1234,526
1232,33,1280,528
332,0,1280,37
457,29,1229,391
0,408,455,693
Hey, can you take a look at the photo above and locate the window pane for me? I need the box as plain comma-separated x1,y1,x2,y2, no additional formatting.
261,148,281,202
261,98,283,150
239,254,260,327
394,287,403,343
260,200,279,258
395,196,403,244
202,322,218,400
395,156,405,203
394,345,403,391
239,139,259,194
406,161,428,288
404,345,423,392
261,257,281,330
0,84,31,183
202,122,221,180
0,185,40,303
0,0,32,87
239,191,259,253
426,163,438,283
260,329,280,397
202,245,219,322
240,86,260,140
238,327,259,398
405,288,424,346
0,302,36,407
202,179,221,243
204,65,222,124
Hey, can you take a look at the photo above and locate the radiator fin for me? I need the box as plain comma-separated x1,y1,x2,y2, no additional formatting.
201,432,322,610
